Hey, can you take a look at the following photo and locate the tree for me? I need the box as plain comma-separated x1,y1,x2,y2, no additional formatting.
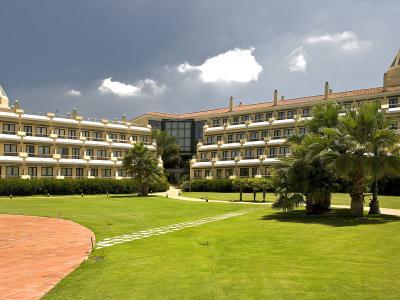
252,178,272,202
151,129,182,169
320,102,400,216
232,178,250,202
123,143,165,196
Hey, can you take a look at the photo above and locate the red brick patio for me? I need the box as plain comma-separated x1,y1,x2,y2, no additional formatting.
0,214,94,299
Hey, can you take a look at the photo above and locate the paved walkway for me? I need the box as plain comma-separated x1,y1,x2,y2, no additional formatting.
96,208,261,249
0,215,94,300
154,187,400,217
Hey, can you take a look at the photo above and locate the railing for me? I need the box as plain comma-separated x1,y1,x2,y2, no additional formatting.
4,152,18,156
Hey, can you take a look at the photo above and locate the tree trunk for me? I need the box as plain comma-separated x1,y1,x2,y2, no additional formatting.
368,180,381,215
305,194,314,215
240,187,243,202
350,174,365,217
253,191,256,202
139,183,149,196
262,189,266,202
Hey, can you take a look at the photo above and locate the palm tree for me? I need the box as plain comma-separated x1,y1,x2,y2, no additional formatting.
320,102,400,216
123,143,164,196
152,129,182,170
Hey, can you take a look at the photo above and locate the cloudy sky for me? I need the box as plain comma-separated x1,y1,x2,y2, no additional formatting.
0,0,399,120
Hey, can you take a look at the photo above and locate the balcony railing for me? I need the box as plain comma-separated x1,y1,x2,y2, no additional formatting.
4,152,18,156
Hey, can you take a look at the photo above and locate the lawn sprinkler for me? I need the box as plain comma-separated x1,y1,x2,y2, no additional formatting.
206,197,208,203
81,192,84,198
10,194,12,199
106,192,109,197
47,193,50,197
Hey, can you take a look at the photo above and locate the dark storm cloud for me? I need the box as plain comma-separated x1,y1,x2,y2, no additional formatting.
0,0,399,120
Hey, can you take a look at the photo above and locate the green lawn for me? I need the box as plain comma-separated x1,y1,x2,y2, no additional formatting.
1,194,400,299
182,192,400,209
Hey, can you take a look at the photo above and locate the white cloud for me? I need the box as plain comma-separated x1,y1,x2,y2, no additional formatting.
305,31,370,51
177,47,263,83
66,89,81,97
288,47,307,72
98,77,166,97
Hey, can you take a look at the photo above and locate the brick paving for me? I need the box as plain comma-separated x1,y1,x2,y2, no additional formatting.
0,214,94,300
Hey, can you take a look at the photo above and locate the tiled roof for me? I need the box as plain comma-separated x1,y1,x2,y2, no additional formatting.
142,85,400,119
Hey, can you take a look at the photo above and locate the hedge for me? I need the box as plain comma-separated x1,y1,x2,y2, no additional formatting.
183,178,273,193
0,178,169,196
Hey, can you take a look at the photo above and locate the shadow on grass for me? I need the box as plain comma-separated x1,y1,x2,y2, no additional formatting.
261,209,400,227
108,194,160,199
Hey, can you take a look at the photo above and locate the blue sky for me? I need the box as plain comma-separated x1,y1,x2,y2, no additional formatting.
0,0,399,119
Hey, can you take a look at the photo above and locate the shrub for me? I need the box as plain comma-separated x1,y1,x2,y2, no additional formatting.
0,178,168,196
185,178,274,193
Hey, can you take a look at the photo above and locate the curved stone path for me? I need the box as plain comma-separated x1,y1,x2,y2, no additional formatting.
0,214,94,300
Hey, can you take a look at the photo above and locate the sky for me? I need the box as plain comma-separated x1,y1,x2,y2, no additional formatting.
0,0,399,120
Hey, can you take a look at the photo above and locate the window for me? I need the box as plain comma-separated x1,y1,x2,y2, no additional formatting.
231,150,239,158
269,147,277,158
38,146,50,156
277,111,285,120
302,108,310,117
225,169,233,177
343,102,352,110
113,150,122,158
206,136,214,144
299,127,306,135
250,132,259,141
120,134,126,141
216,169,222,178
36,127,48,137
23,125,33,136
284,128,294,138
200,152,207,160
212,119,220,127
142,136,148,143
26,145,35,157
194,170,202,178
76,168,84,178
61,168,72,177
6,166,19,177
85,149,93,158
287,110,295,119
266,112,273,120
4,144,17,155
211,152,217,158
216,135,222,142
118,169,126,177
222,151,228,160
389,98,399,108
131,135,137,141
236,133,242,142
251,167,258,177
280,147,290,156
109,133,118,141
57,147,69,157
96,149,107,159
222,118,227,125
81,130,90,138
91,168,98,177
273,129,281,139
72,148,80,159
242,115,250,122
262,130,269,138
28,167,37,177
68,129,77,139
227,134,233,143
256,148,264,157
233,116,239,124
244,149,253,159
3,123,16,134
254,114,263,122
41,167,53,177
102,169,111,177
239,168,249,177
93,132,102,141
55,128,65,138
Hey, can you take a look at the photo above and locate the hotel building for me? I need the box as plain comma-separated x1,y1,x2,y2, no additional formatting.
0,86,159,179
133,50,400,180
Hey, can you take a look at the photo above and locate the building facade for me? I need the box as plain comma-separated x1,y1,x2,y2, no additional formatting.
0,86,159,179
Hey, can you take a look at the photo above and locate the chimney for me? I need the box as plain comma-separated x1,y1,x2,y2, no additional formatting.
324,82,329,99
72,108,77,118
274,90,278,106
281,96,285,101
122,114,127,122
229,96,234,111
383,73,388,91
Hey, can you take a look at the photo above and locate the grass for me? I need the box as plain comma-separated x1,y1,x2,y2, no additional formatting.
182,192,400,209
1,194,400,299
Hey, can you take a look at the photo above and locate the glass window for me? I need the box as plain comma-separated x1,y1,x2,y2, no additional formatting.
38,146,50,156
244,149,253,158
57,147,69,157
389,121,398,130
207,136,214,144
251,167,258,177
236,133,242,142
76,168,84,178
242,115,250,122
3,123,16,134
256,148,264,157
72,148,80,159
41,167,53,177
120,134,126,141
68,129,77,139
211,152,217,158
91,168,98,177
194,170,202,178
266,112,273,120
96,149,107,158
216,135,222,142
254,114,263,122
86,148,94,158
200,152,207,160
280,147,290,156
239,168,249,177
389,98,398,108
113,150,122,158
118,168,126,177
250,132,259,141
93,132,102,140
277,111,285,120
216,169,222,178
269,147,277,158
28,167,37,177
302,108,310,117
26,145,35,157
212,119,220,127
4,144,17,155
273,130,281,139
287,111,295,119
61,168,72,177
233,116,239,124
284,128,294,137
23,125,33,136
227,134,233,143
81,130,90,138
222,151,228,160
262,130,269,138
142,136,148,143
6,166,19,177
131,135,137,141
102,169,111,177
299,127,306,135
225,169,233,177
109,133,118,141
36,127,48,137
55,128,66,137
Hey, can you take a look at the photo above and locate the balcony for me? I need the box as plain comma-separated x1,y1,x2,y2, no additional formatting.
4,152,18,156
